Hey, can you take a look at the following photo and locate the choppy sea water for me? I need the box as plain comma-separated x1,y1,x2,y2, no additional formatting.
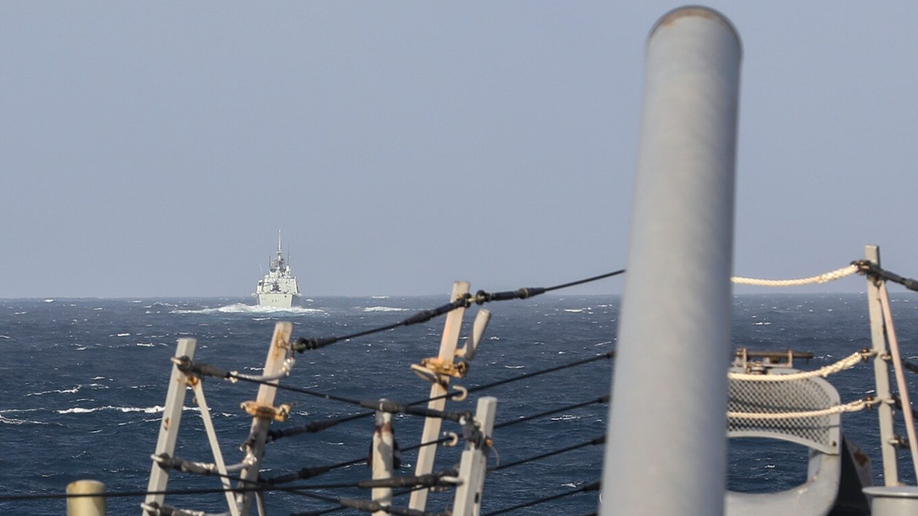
1,294,916,515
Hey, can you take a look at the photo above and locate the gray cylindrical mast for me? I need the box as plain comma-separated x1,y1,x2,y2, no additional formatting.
601,7,742,516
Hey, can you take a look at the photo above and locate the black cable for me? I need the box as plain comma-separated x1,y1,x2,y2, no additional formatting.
156,453,451,492
465,352,614,397
293,269,626,351
494,395,610,430
480,480,600,516
177,358,473,424
338,498,449,516
543,269,626,293
0,483,340,503
269,351,614,442
854,260,918,292
489,436,605,472
268,393,608,485
893,395,918,421
293,298,471,351
265,434,454,485
175,358,365,407
289,475,451,516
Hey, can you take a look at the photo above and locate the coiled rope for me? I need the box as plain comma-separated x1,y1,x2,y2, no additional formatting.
731,264,859,287
728,350,874,381
727,397,878,420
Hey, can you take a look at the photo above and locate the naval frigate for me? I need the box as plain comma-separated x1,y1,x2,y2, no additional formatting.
253,232,301,308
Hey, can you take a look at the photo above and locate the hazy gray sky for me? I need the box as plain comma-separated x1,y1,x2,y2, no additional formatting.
1,2,916,298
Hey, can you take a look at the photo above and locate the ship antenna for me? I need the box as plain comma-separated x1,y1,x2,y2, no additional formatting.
278,230,282,254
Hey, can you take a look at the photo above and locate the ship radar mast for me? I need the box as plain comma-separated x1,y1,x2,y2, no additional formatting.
253,230,301,307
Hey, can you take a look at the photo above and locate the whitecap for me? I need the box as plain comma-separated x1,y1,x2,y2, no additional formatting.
0,335,10,339
56,405,200,415
563,308,585,313
551,414,580,421
503,365,525,369
0,414,50,426
116,333,131,337
363,306,409,312
42,299,54,303
28,386,81,396
171,303,325,316
136,343,155,347
371,295,390,299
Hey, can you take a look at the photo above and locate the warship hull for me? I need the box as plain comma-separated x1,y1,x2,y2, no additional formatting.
256,293,296,309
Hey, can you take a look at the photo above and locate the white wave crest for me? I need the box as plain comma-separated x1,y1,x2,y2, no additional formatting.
171,303,326,315
0,414,50,426
28,386,81,396
56,405,201,415
363,306,409,312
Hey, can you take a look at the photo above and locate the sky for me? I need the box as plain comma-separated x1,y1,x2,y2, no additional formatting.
1,1,916,298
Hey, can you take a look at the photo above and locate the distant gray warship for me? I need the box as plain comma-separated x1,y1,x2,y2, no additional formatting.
253,232,301,308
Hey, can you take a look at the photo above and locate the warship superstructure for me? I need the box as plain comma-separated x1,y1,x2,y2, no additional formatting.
253,232,301,308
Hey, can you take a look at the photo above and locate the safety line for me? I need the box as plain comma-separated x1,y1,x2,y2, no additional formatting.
494,395,609,430
489,436,604,472
268,351,614,442
292,270,626,351
480,480,600,516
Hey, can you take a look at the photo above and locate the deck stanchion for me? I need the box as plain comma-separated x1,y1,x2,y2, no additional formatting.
452,397,498,516
238,322,294,516
409,281,471,511
601,7,742,516
143,338,197,515
877,281,918,478
67,480,106,516
865,245,901,485
371,404,395,516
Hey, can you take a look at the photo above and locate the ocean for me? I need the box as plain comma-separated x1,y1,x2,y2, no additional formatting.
1,293,916,515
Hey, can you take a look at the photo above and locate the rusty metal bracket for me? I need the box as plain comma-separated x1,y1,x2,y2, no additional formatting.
417,357,469,379
240,401,292,422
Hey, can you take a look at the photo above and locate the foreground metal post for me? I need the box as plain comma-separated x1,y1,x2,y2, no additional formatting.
67,480,106,516
865,246,901,485
601,7,741,516
371,405,395,516
143,338,196,514
452,397,498,516
238,322,294,515
409,281,470,511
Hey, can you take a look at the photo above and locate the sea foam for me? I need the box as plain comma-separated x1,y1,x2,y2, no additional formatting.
171,303,326,316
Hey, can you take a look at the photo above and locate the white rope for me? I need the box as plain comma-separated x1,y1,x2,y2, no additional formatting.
731,264,859,287
728,350,872,382
728,398,874,420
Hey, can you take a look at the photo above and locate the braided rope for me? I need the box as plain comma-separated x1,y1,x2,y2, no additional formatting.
728,398,874,420
731,264,859,287
728,350,873,382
